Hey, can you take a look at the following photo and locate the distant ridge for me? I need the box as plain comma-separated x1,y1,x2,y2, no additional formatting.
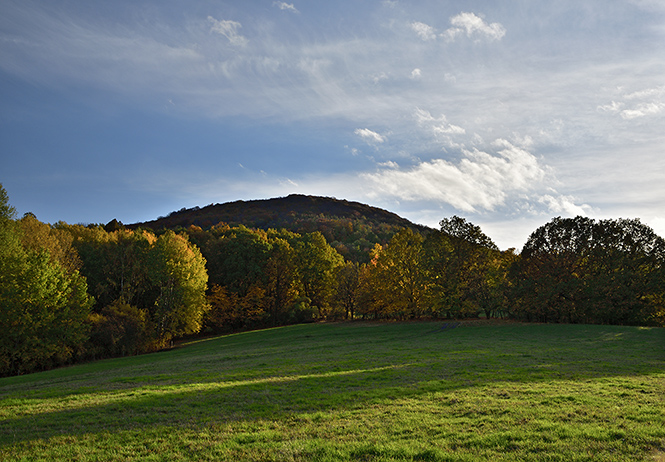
132,194,427,231
130,194,431,261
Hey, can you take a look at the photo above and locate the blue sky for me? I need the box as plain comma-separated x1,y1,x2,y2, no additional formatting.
2,0,665,249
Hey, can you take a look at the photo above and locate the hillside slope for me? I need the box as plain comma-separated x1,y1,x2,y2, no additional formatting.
133,195,423,230
130,195,431,261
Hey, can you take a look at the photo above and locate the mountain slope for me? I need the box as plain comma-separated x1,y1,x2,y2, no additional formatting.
130,194,431,262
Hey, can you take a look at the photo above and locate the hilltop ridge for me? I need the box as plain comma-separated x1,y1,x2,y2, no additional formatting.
129,194,431,262
133,194,424,231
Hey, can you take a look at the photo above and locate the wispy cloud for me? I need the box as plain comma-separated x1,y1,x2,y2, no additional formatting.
355,128,386,144
410,21,437,41
621,102,665,119
208,16,248,46
415,109,465,136
598,85,665,119
2,1,664,248
273,2,299,14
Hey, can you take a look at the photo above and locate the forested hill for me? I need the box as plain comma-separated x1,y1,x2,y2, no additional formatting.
129,194,431,262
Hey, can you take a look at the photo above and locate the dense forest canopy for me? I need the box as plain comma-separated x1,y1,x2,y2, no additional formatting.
1,183,663,377
129,194,430,263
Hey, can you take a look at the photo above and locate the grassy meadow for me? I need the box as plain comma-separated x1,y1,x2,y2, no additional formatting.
1,321,663,461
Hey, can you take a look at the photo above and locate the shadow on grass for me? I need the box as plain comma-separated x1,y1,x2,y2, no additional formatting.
1,322,663,446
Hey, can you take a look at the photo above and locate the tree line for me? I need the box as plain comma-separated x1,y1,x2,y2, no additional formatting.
1,184,663,376
1,189,209,376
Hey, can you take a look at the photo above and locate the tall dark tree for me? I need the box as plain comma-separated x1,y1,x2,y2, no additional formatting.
198,225,271,295
423,217,501,318
334,261,360,319
513,216,665,325
88,298,149,357
439,216,499,250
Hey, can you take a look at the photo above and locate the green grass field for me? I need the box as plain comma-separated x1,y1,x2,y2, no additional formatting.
1,321,663,461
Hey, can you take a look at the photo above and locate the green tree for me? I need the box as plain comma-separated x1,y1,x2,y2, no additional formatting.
513,216,594,323
587,218,665,325
513,216,665,326
197,225,271,295
149,231,210,346
64,226,155,311
439,216,499,251
0,251,93,376
195,226,340,331
87,298,149,357
63,225,210,351
19,215,82,274
421,230,458,318
0,185,93,376
491,249,519,319
0,184,15,221
292,231,344,318
264,234,300,326
423,218,501,319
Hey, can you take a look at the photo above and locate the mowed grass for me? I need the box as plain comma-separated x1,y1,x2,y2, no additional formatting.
1,321,663,461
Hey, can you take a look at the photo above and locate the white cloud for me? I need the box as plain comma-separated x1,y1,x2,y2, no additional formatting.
208,16,248,46
443,12,506,42
355,128,386,144
620,102,665,119
599,85,665,120
273,2,299,13
415,108,465,135
538,194,592,216
646,216,665,239
362,139,548,213
510,133,534,149
410,21,437,41
624,85,665,100
3,1,665,250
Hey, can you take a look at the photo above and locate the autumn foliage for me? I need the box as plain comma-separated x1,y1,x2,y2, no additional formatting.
1,184,663,377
